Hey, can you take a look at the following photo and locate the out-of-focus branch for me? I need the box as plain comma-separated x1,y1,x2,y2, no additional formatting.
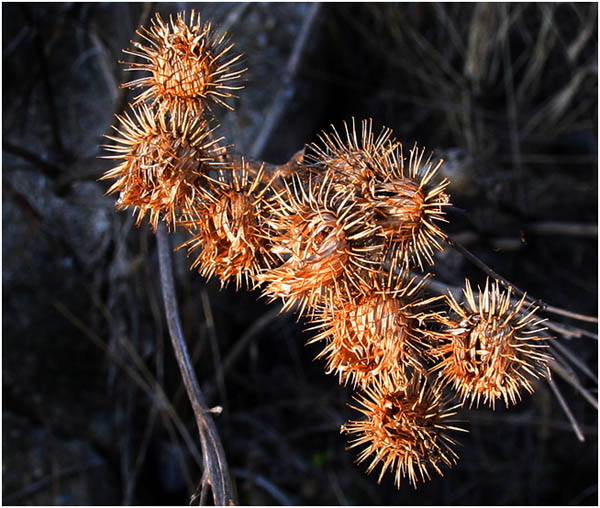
527,221,598,238
111,2,155,120
547,375,585,442
549,359,598,411
156,223,234,506
3,140,63,179
249,2,322,159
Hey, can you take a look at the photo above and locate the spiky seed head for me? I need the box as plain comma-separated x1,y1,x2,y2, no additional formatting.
306,119,451,270
122,10,246,114
309,272,432,389
257,171,385,316
371,143,450,270
342,374,464,488
178,162,276,289
102,104,225,230
429,278,552,408
306,118,397,193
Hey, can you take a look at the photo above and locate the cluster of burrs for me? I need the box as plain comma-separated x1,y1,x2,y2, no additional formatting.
102,11,552,489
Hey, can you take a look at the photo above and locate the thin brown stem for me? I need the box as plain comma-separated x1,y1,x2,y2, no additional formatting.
545,320,598,340
2,459,104,505
447,235,598,324
546,375,585,442
527,221,598,238
550,341,598,384
549,359,598,411
157,223,235,506
543,305,598,323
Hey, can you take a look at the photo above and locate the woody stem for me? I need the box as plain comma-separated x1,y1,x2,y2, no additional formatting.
157,223,235,505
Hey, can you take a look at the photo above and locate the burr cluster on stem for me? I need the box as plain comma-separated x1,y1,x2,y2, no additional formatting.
102,10,553,489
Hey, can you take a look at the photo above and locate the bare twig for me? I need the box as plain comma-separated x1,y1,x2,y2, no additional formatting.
223,307,282,377
545,320,598,340
53,299,204,469
549,359,598,410
447,234,528,293
232,468,296,506
157,224,234,506
249,2,322,158
200,290,229,415
218,2,252,35
543,305,598,324
550,341,597,384
527,221,598,238
226,149,305,186
203,305,283,402
501,4,527,217
447,235,598,324
546,376,585,442
3,459,104,505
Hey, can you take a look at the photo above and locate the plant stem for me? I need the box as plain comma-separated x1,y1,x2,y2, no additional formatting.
157,223,234,506
447,235,598,323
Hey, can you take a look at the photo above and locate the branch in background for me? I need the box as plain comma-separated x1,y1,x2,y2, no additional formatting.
156,223,234,506
2,458,104,505
20,4,67,159
3,140,63,179
111,2,156,121
249,2,322,159
547,375,585,442
549,359,598,411
447,235,598,323
545,320,598,341
527,221,598,238
232,468,296,506
550,341,597,384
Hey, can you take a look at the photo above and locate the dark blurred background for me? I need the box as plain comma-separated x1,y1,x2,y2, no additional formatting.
2,2,598,505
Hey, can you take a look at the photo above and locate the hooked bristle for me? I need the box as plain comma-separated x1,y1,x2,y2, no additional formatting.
309,271,433,389
306,119,451,270
257,171,385,315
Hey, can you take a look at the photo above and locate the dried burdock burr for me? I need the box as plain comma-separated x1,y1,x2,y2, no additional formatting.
428,278,552,408
342,373,465,488
122,10,246,114
306,118,397,193
257,170,384,316
102,103,226,230
178,161,277,289
369,143,450,270
306,119,451,270
100,10,574,496
309,271,435,390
